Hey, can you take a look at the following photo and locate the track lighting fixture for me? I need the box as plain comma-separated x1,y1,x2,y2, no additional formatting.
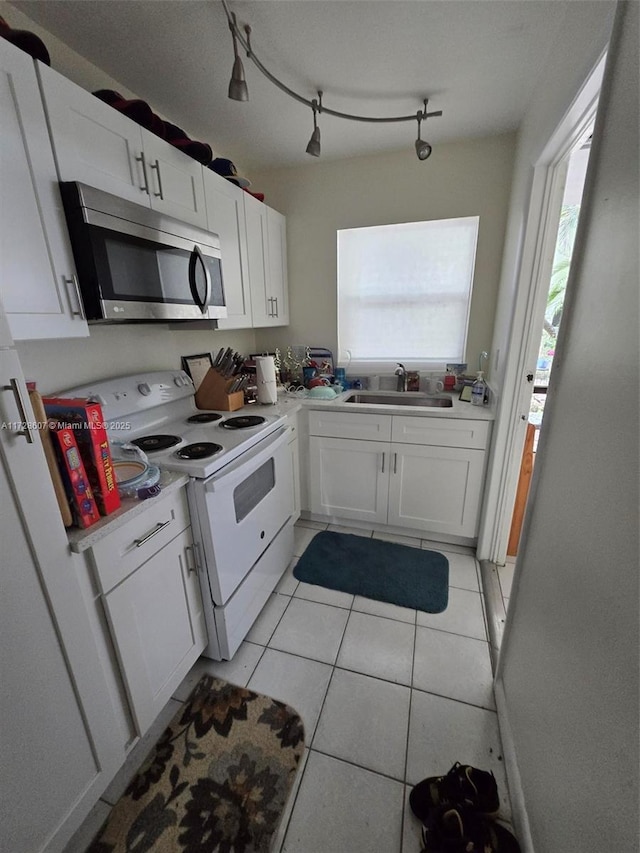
415,107,433,161
305,97,321,157
227,11,248,101
222,0,442,159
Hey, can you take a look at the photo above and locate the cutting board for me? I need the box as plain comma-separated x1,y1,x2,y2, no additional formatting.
29,390,73,528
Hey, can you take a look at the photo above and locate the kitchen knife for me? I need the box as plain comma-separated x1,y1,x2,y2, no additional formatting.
217,347,233,374
212,347,225,368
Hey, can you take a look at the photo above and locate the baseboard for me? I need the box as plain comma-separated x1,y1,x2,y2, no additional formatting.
479,560,507,669
494,678,535,853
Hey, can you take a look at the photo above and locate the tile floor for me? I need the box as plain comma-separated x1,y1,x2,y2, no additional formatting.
65,520,513,853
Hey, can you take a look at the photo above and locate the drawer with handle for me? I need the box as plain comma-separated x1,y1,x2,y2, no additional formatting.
89,488,190,594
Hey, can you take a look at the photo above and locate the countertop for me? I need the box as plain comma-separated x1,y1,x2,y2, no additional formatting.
67,470,189,554
253,388,495,421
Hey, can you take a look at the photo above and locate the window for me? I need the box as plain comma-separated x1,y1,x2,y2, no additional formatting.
337,217,479,371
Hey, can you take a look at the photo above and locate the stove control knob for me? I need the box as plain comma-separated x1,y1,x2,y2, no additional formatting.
138,382,152,396
174,376,184,387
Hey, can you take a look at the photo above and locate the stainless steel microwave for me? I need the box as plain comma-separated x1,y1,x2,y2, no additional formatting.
60,182,226,323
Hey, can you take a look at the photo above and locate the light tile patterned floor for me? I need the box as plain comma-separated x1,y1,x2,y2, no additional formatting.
65,520,513,853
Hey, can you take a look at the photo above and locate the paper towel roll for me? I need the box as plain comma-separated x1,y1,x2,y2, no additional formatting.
255,356,278,405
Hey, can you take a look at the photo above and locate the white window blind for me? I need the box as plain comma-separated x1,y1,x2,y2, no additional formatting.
337,217,479,370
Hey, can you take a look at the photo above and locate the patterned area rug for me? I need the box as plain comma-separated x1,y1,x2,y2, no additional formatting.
89,675,305,853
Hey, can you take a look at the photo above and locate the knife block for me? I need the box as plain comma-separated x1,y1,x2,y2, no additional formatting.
195,368,245,412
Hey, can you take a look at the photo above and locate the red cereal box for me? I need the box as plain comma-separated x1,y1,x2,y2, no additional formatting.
52,427,101,528
43,397,121,516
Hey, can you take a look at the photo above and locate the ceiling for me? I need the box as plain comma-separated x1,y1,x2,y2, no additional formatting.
14,0,578,172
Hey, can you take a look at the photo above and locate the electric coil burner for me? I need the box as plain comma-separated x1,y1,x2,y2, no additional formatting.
132,434,182,452
221,415,266,430
187,413,223,424
175,442,223,460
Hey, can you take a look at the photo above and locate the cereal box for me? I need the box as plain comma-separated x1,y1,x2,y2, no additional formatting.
43,397,120,515
52,427,101,528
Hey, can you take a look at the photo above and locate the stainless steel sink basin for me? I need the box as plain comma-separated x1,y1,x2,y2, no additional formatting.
344,392,453,408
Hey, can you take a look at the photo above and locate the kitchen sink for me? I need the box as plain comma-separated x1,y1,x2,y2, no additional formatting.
344,392,453,408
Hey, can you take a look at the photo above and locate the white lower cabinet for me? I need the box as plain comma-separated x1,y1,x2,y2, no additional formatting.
309,411,491,539
89,490,207,735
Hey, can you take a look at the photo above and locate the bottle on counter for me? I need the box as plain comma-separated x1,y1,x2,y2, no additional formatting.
471,371,486,406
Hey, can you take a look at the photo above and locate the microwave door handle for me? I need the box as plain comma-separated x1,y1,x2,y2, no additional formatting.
188,245,211,314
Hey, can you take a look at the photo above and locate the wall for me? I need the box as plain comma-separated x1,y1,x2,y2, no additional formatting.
2,1,256,392
251,133,516,373
498,2,639,850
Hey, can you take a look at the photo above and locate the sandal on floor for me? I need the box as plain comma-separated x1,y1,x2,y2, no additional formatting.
420,805,521,853
410,761,500,822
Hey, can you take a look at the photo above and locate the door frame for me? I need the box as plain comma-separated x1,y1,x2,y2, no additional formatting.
476,53,606,565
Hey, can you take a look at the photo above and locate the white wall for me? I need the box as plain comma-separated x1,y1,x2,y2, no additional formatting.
251,133,516,373
498,2,639,850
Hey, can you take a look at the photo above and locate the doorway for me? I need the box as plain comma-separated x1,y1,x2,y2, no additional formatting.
506,135,593,559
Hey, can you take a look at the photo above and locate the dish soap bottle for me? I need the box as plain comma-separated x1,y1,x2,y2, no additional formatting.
471,371,486,406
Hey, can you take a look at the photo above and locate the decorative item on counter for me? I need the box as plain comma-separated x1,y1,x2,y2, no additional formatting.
181,352,214,391
0,16,50,64
51,427,101,529
407,371,420,392
446,363,468,391
334,367,347,386
255,356,278,405
43,397,121,516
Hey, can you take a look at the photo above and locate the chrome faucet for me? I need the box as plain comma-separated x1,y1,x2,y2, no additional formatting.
395,362,407,392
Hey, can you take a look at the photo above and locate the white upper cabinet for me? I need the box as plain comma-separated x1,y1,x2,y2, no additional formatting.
203,168,252,328
37,62,207,229
244,192,289,327
0,41,88,340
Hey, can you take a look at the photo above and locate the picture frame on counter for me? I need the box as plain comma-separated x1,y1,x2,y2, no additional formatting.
181,353,213,390
459,385,473,403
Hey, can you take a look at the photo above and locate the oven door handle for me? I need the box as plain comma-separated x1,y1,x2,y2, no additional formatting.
204,426,290,492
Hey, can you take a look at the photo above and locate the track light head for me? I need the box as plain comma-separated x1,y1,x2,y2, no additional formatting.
306,100,321,157
228,12,249,101
415,138,432,160
306,126,321,157
229,56,248,101
415,109,432,160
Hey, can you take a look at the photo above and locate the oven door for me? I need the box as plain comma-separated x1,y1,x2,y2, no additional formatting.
192,426,293,604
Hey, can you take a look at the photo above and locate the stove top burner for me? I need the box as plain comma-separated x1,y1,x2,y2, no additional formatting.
132,434,182,452
186,412,223,424
221,415,267,430
175,442,223,460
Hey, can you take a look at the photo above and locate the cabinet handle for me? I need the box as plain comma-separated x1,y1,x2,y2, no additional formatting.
2,379,35,444
136,153,150,193
150,160,164,199
63,275,85,319
381,452,385,473
393,452,397,474
273,296,278,317
267,296,273,317
185,544,198,574
133,518,171,548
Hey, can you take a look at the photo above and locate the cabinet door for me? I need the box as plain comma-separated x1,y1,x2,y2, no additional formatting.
388,443,486,537
37,61,147,206
0,43,88,340
103,527,207,734
203,169,252,327
244,192,271,326
310,436,389,523
0,345,122,853
142,128,207,228
266,205,289,325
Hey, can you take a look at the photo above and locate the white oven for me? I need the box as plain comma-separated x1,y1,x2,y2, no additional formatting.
188,425,294,659
62,370,295,663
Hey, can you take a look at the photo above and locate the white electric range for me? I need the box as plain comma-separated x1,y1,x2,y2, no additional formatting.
64,370,295,660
